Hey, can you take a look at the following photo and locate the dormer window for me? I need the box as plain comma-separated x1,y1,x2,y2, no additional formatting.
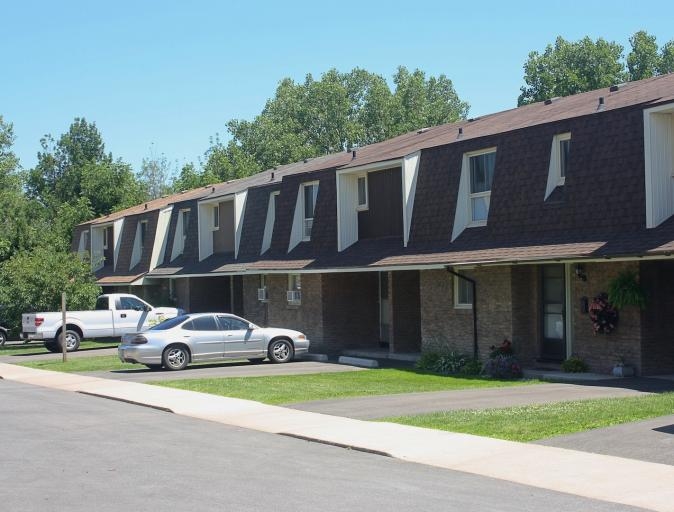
357,175,368,210
102,228,109,249
212,204,220,230
545,133,571,200
302,182,319,241
181,209,190,241
140,220,148,247
468,149,496,223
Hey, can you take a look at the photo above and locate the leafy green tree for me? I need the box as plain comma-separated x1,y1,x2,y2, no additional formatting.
627,30,661,80
218,66,468,176
27,118,146,216
0,248,101,331
171,162,217,192
518,36,626,105
139,148,176,199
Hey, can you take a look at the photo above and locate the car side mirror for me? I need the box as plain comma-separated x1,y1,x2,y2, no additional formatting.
144,305,152,312
248,323,255,330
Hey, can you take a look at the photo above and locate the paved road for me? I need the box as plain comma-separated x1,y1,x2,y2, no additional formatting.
288,382,653,419
537,414,674,466
0,380,647,512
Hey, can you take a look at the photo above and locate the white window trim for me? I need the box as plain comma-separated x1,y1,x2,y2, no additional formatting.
453,270,474,310
356,174,369,211
301,181,319,242
466,147,497,228
544,132,571,200
212,204,220,231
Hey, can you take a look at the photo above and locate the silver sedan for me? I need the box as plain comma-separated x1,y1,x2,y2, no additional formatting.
118,313,310,371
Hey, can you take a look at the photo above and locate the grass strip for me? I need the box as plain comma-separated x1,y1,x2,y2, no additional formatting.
382,393,674,442
1,341,118,357
19,355,135,373
153,369,537,405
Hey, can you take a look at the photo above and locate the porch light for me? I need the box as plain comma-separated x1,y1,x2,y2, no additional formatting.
575,264,587,281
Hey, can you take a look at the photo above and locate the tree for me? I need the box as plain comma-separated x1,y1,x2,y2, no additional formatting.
519,32,674,105
0,248,101,331
27,118,147,216
139,148,176,199
217,66,468,177
171,162,217,192
518,36,626,105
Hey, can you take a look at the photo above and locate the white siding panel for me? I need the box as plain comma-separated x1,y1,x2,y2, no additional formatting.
645,110,674,228
129,222,142,270
338,173,359,251
451,154,470,242
261,192,277,255
288,187,304,253
113,219,124,271
234,190,247,259
151,207,172,270
403,151,420,247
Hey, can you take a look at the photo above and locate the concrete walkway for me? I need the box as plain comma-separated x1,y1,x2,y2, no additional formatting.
288,382,651,419
1,362,673,512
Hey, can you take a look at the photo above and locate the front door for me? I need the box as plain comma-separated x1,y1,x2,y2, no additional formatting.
379,272,390,348
541,264,566,361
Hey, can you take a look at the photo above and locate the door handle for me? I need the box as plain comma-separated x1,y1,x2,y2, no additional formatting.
183,335,191,338
121,314,127,318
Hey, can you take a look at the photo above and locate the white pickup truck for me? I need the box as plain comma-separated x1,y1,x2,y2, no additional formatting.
22,294,183,352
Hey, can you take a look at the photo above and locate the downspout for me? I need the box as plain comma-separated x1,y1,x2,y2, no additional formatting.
445,267,478,360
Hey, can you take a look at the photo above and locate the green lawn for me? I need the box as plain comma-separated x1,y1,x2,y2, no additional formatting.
19,355,136,373
153,369,537,405
383,393,674,442
1,340,118,357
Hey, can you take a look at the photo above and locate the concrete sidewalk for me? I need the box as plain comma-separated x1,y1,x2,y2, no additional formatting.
1,362,673,512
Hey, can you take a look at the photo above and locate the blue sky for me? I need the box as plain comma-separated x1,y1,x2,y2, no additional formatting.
4,1,673,174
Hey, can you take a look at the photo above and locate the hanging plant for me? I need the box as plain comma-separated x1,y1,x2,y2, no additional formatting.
588,293,618,334
607,270,647,310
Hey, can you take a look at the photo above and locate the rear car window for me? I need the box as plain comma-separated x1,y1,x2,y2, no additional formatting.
149,315,188,331
95,296,109,310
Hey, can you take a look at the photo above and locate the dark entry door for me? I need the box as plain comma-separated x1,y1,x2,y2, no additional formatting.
541,265,566,361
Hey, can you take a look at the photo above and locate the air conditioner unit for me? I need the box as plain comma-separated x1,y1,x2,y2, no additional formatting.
257,288,268,301
303,218,313,239
286,290,301,303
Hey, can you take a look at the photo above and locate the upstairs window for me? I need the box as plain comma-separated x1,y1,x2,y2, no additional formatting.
103,228,109,249
544,133,571,200
357,175,368,210
140,220,148,247
212,204,220,230
302,182,319,240
469,150,496,223
181,209,190,241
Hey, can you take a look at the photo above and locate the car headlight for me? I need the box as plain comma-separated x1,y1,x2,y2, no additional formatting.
296,334,306,340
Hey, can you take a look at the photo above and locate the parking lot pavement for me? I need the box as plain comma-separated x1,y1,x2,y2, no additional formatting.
82,360,365,382
536,414,674,466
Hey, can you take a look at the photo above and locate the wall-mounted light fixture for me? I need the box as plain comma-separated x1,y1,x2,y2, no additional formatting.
575,264,587,281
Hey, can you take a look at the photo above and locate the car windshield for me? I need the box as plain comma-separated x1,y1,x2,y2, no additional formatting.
148,315,188,331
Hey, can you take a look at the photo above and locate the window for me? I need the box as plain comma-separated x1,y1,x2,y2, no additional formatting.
118,296,147,311
545,133,571,200
357,175,368,210
212,204,220,230
559,138,570,179
469,150,496,223
258,274,268,301
181,209,190,240
95,296,109,310
302,183,318,240
103,228,109,249
149,315,188,331
140,220,148,246
287,274,301,304
183,315,219,331
82,231,89,251
218,316,250,331
454,271,474,309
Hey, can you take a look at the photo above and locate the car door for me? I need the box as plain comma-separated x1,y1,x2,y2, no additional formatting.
181,315,225,362
114,296,148,335
218,316,265,358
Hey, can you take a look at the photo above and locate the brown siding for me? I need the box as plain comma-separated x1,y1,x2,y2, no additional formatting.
358,167,403,240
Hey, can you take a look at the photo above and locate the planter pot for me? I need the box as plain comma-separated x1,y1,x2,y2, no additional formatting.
612,365,635,377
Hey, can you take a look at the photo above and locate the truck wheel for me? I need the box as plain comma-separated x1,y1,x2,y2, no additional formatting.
55,329,81,352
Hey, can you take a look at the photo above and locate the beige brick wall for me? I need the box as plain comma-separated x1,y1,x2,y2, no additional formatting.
420,267,514,360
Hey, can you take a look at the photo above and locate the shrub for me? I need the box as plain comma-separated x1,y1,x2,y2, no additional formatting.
415,352,442,372
416,351,474,375
482,339,523,379
460,359,483,375
562,356,588,373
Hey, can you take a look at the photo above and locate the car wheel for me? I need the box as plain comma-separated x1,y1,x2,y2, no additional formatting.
144,364,162,371
58,330,81,352
0,331,6,346
44,340,60,353
162,345,189,371
248,358,264,365
268,339,294,364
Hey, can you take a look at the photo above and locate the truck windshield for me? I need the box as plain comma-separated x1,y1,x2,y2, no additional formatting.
95,297,109,310
149,315,188,331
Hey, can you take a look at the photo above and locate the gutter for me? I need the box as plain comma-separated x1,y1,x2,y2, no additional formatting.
445,267,478,360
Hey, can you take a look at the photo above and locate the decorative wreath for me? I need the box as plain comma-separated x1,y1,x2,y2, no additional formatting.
588,292,618,334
